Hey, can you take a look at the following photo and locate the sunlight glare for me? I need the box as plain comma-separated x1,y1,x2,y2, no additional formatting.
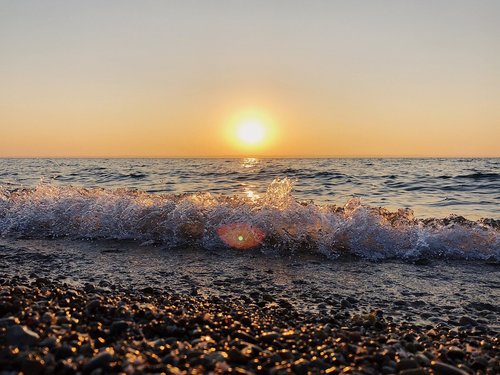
237,120,266,145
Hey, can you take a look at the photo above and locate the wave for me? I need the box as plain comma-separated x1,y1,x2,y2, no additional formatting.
454,172,500,180
0,179,498,260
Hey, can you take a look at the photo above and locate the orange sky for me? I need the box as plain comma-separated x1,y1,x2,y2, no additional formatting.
1,1,499,157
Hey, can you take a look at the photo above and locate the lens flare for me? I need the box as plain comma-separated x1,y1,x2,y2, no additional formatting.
217,222,266,250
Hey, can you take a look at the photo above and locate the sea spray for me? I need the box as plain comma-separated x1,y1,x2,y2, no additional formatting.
0,179,498,260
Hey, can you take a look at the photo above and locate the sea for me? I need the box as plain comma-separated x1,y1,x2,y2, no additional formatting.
1,157,499,328
0,158,498,260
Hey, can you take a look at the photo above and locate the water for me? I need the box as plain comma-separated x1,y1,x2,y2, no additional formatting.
0,158,498,219
0,158,498,260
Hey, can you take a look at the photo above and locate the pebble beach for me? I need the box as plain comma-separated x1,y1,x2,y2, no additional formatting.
1,239,499,374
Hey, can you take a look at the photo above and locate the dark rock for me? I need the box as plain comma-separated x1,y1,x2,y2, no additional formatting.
6,325,39,346
234,330,258,344
381,366,396,374
0,302,16,316
446,346,465,359
414,353,430,366
396,359,420,371
291,358,310,375
204,351,228,364
109,320,129,336
340,299,351,308
458,316,476,326
55,344,74,360
431,361,468,375
260,331,280,343
0,316,19,326
399,369,425,375
85,300,100,314
228,348,250,363
471,357,488,370
21,358,45,375
39,336,57,348
83,283,96,292
82,351,112,373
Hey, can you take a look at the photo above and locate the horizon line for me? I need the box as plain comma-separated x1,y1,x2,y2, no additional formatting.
0,155,499,159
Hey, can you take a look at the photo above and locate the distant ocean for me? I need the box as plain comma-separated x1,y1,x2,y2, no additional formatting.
0,158,498,260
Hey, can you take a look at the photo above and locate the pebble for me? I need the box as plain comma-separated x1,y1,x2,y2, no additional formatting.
458,316,476,326
0,316,19,326
399,369,425,375
38,336,57,348
82,351,113,373
260,331,280,343
431,361,468,375
84,299,100,314
446,346,465,359
204,351,228,363
55,344,74,360
228,348,251,363
414,353,430,366
396,358,420,371
109,320,129,336
21,358,45,375
381,366,396,374
234,330,258,344
0,277,498,374
6,325,40,346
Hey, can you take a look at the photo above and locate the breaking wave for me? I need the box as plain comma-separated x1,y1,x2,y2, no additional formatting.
0,179,498,260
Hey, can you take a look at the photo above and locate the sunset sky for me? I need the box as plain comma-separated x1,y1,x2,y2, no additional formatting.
1,1,499,157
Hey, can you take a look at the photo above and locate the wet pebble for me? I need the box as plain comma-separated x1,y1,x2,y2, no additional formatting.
82,351,112,373
6,325,40,346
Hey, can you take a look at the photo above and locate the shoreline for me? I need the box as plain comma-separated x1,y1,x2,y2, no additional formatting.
1,238,499,373
1,276,498,374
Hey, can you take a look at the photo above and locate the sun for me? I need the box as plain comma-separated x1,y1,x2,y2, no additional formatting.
236,120,266,145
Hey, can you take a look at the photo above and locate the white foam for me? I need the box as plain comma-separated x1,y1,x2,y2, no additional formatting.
0,179,498,260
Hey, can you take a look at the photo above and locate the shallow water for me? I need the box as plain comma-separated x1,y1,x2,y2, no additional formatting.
0,158,498,219
1,238,498,328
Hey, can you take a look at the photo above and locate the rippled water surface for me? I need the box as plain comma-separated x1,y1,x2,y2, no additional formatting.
0,158,498,219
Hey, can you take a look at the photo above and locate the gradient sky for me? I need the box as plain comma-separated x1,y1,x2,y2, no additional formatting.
1,0,499,157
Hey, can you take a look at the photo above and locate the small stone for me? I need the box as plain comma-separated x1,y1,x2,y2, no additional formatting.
0,302,16,315
0,316,19,326
471,357,488,370
109,320,129,336
458,316,476,326
446,346,465,359
415,353,430,366
381,366,396,374
234,330,258,344
55,344,74,360
39,336,57,348
260,331,280,343
340,299,351,308
84,283,96,292
6,325,40,346
269,365,287,375
399,370,425,375
262,294,274,302
292,358,310,375
431,361,468,375
205,351,228,363
82,351,112,373
396,359,420,371
85,299,100,314
21,358,45,375
228,348,250,363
